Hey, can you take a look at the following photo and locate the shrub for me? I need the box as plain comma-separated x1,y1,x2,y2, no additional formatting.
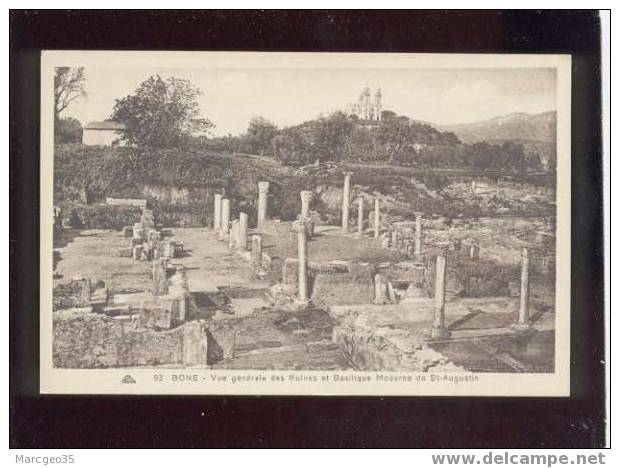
153,203,210,227
65,205,142,230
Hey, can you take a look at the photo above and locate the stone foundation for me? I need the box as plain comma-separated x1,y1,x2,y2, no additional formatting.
53,309,184,368
53,308,242,368
311,268,374,308
333,322,465,372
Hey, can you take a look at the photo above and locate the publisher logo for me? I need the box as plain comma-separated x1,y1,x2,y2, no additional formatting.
121,375,136,384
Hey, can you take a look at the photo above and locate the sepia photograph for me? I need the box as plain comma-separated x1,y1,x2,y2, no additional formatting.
39,51,571,396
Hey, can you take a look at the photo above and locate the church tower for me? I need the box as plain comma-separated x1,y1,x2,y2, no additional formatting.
348,85,384,121
374,87,383,121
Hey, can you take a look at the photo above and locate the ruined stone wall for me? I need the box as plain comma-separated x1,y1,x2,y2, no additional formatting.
53,279,92,311
333,322,465,372
259,219,294,238
106,197,147,208
53,309,184,368
311,268,374,308
53,308,246,368
116,326,184,367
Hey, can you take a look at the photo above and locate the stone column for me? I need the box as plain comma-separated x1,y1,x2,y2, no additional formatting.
257,181,270,230
300,191,313,219
430,244,451,339
341,172,353,233
213,193,222,231
373,273,389,304
357,197,364,235
469,244,480,260
514,247,531,331
414,212,423,255
220,198,230,238
169,266,189,322
251,235,262,266
292,219,309,305
374,198,380,239
152,259,169,296
238,212,248,250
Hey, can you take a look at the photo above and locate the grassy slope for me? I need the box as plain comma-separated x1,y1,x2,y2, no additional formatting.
54,144,555,223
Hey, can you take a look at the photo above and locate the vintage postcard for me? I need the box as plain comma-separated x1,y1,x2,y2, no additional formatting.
40,51,571,395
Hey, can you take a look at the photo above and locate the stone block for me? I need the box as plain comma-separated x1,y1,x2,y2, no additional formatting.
311,269,374,307
132,245,143,260
261,252,273,272
388,262,426,284
282,257,298,285
141,209,155,229
182,320,208,367
137,306,172,329
52,278,92,311
118,248,133,258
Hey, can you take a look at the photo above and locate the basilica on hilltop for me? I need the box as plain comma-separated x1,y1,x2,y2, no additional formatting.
346,86,383,121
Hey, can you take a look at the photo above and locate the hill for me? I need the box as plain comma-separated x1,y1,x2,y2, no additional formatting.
437,111,557,144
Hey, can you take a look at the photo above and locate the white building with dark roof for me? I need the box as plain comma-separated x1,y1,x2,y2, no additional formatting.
82,121,126,146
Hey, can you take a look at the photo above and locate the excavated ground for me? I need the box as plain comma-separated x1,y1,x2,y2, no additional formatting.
53,222,556,372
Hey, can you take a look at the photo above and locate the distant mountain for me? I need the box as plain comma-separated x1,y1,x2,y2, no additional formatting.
436,111,557,144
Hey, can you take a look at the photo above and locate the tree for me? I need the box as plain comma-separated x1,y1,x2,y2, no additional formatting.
245,117,278,155
54,67,87,123
375,115,412,162
380,110,397,121
110,75,214,148
314,112,354,161
271,129,310,166
55,117,83,144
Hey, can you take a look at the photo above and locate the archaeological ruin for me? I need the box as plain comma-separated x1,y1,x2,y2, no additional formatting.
52,171,557,373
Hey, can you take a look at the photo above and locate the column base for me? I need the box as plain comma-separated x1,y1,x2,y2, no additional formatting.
510,323,533,334
428,326,451,340
293,299,311,310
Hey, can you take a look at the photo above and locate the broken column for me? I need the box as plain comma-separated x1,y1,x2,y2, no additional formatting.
373,273,389,304
357,197,364,235
213,193,223,231
513,247,532,332
152,259,169,296
292,219,309,306
169,265,189,322
251,234,262,267
257,181,269,230
469,244,480,260
374,198,380,239
220,198,230,238
238,212,248,250
430,243,451,339
414,212,423,255
341,172,353,233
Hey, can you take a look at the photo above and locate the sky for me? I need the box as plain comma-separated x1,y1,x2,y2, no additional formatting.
62,67,557,137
